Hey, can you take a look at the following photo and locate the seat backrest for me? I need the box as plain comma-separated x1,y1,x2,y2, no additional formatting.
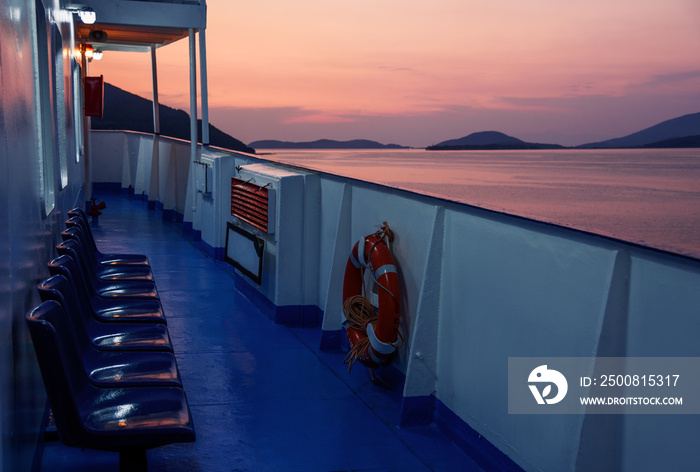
65,215,91,246
67,208,98,253
56,239,98,291
48,253,96,307
62,221,85,243
34,279,89,362
38,274,93,348
67,207,88,224
26,301,89,447
61,225,99,268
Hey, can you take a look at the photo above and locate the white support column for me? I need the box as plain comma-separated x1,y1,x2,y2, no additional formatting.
189,29,198,151
189,28,198,212
199,28,210,146
150,45,161,209
151,45,161,135
81,48,91,204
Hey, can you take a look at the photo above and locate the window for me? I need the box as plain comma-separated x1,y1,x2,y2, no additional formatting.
31,0,55,215
72,63,83,163
53,27,69,189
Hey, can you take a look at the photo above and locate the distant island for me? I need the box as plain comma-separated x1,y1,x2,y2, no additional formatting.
429,113,700,150
93,83,255,154
248,139,410,150
95,84,699,152
576,112,700,149
427,131,564,150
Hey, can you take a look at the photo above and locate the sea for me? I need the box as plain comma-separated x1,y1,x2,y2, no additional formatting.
257,148,700,259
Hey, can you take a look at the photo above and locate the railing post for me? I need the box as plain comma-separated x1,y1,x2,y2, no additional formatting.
81,44,91,205
199,28,209,146
189,28,198,212
151,45,160,135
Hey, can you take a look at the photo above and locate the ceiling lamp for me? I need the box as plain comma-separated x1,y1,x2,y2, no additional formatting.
92,48,103,60
77,7,96,24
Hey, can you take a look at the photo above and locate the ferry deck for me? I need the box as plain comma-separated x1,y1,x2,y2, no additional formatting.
37,193,480,472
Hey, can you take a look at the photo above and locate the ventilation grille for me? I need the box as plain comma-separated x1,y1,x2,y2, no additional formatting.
231,178,269,232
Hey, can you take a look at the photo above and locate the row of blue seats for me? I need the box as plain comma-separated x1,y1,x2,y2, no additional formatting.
27,207,195,471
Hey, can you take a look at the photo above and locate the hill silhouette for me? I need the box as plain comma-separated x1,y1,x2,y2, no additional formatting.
92,83,255,154
428,131,563,150
578,112,700,148
249,139,409,149
428,116,700,150
641,135,700,148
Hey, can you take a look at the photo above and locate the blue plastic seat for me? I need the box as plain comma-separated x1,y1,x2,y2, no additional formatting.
68,207,151,267
26,301,195,469
38,270,173,352
62,224,155,282
32,285,181,388
48,254,167,325
57,239,159,300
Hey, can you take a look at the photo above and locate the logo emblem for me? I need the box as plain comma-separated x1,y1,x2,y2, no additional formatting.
528,365,568,405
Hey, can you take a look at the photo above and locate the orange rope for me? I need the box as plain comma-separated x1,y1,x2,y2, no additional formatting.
372,221,394,243
342,295,376,372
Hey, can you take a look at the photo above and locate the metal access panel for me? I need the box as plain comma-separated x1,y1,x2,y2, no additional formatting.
224,222,265,285
195,161,212,196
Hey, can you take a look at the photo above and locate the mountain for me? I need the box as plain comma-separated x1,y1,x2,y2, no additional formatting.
642,135,700,148
249,139,410,149
435,131,524,147
427,131,563,150
578,112,700,148
92,83,255,154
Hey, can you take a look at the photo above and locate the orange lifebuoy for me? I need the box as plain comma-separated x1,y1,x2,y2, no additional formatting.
342,234,401,368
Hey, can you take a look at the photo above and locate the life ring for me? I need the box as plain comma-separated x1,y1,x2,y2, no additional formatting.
342,233,401,369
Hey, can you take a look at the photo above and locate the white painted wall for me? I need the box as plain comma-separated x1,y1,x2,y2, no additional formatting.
1,1,85,469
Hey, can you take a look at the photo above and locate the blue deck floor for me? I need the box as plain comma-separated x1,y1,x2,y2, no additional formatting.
39,193,483,472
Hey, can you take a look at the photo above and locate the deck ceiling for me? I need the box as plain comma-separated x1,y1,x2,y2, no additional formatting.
77,23,190,51
68,0,206,51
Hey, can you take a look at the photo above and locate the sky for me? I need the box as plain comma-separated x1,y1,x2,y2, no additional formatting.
90,0,700,147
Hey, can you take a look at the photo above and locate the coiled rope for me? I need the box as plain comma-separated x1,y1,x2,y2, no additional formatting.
342,296,376,372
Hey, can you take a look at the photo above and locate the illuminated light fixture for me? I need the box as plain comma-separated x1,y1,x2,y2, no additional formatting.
92,49,103,60
65,5,97,24
77,7,96,24
84,44,94,59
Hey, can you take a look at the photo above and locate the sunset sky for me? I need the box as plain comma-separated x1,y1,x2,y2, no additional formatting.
90,0,700,147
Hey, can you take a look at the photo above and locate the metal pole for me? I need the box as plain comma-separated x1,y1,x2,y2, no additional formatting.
189,28,198,212
199,28,210,146
189,29,198,150
151,45,161,135
81,47,91,205
150,46,161,211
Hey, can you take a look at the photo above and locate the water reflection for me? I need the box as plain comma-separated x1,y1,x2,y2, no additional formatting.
260,148,700,258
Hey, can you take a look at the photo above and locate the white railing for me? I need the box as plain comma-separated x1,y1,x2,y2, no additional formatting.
92,131,193,215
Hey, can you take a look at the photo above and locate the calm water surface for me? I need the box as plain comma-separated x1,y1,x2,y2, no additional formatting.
259,148,700,259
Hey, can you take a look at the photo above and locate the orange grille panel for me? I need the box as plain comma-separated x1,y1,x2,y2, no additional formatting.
231,178,269,232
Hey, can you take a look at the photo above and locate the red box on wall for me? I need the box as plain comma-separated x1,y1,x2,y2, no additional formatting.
84,75,104,119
